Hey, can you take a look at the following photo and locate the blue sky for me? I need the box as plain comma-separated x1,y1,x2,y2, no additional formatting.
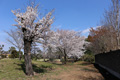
0,0,111,50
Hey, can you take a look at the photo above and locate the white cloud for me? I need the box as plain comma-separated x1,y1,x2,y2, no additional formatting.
82,26,101,36
82,28,90,34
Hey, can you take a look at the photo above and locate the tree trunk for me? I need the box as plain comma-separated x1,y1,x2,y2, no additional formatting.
64,49,67,64
19,49,22,60
24,40,34,76
115,0,120,49
64,54,67,64
43,56,46,62
74,57,78,62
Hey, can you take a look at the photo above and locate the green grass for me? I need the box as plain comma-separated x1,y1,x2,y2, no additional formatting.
0,58,65,80
0,59,26,80
0,58,102,80
37,59,49,61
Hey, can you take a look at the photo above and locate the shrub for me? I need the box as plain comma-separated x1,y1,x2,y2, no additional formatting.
8,54,12,58
80,54,95,63
10,50,19,58
49,58,54,62
0,54,7,58
60,57,66,64
31,54,42,60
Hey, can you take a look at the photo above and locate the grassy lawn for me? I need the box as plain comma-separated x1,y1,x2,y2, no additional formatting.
0,58,104,80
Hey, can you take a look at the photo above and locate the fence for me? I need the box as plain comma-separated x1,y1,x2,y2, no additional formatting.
95,50,120,79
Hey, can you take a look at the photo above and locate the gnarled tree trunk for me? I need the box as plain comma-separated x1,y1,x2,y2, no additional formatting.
64,49,67,64
24,40,34,76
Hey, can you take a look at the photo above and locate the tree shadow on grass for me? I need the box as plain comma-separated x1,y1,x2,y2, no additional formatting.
94,64,120,80
51,62,63,66
15,62,53,74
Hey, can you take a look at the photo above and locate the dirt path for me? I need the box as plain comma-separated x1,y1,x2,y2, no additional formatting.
46,62,104,80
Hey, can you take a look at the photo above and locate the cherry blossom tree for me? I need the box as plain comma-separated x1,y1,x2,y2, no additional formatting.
49,29,86,64
12,4,54,76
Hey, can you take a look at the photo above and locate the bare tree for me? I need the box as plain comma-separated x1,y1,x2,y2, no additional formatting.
6,29,23,60
0,45,4,54
103,0,120,49
89,0,120,54
31,42,41,60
